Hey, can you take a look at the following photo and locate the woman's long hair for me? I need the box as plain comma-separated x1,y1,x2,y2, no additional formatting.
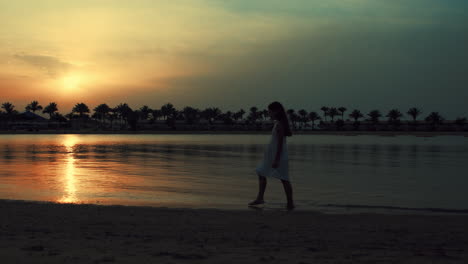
268,101,292,137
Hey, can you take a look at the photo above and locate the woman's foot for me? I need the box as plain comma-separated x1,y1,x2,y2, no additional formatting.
248,199,265,206
286,203,295,211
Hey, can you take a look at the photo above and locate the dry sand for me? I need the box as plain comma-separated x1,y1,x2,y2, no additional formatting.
1,200,468,263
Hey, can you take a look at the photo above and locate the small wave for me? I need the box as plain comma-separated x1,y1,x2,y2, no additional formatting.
320,204,468,214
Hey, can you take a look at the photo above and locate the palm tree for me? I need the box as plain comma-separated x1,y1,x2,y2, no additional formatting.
114,103,133,127
221,111,234,125
248,107,260,126
386,109,403,121
349,109,363,122
72,103,90,118
367,110,381,122
160,103,176,121
25,101,43,113
127,109,139,130
349,109,364,130
43,102,58,119
139,105,152,121
107,108,118,129
386,109,403,130
257,110,264,121
338,107,347,120
72,103,90,129
308,112,321,130
182,106,200,125
367,110,382,130
202,107,221,125
1,102,17,127
94,104,111,127
320,106,329,121
164,105,178,128
328,107,340,122
291,113,301,131
407,107,422,123
236,109,245,122
232,110,243,123
262,109,269,121
151,109,162,122
298,109,308,129
1,102,15,115
174,109,184,121
425,112,444,131
286,109,298,130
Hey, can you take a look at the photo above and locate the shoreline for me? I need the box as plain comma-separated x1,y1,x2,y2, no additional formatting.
1,199,468,263
1,130,468,136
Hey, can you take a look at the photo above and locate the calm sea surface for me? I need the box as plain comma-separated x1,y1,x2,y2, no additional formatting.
0,134,467,213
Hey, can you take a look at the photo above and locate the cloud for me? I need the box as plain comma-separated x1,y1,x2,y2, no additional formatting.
13,54,73,78
145,17,468,117
2,0,468,118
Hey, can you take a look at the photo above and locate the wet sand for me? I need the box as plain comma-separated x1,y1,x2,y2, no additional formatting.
1,200,468,263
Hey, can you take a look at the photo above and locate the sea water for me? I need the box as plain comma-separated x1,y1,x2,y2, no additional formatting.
0,134,467,213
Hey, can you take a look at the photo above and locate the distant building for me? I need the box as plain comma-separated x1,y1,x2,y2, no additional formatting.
10,111,48,130
18,111,48,122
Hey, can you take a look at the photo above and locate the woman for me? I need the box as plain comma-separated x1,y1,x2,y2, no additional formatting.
249,101,294,210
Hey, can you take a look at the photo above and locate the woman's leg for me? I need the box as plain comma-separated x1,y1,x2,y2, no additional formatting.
257,175,267,201
249,174,267,205
281,180,294,209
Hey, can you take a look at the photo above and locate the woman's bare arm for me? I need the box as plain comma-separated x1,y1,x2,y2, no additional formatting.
273,122,285,168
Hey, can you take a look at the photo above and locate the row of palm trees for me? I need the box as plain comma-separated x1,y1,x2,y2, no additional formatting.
1,101,467,131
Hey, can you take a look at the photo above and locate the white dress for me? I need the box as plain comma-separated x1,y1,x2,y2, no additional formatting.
255,121,289,181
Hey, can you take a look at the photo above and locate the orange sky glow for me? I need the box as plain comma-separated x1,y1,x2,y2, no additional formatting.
1,0,467,117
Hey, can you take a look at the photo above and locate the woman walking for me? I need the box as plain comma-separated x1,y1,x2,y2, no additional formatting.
249,101,295,210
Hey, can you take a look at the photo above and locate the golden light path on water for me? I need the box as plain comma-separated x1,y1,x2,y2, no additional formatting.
58,135,79,203
0,134,467,210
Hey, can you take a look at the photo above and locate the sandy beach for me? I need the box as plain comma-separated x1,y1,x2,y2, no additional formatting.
1,200,468,263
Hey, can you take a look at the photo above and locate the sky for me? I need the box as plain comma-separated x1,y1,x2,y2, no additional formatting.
1,0,467,119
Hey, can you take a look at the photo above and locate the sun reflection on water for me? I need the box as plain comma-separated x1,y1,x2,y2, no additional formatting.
58,135,79,203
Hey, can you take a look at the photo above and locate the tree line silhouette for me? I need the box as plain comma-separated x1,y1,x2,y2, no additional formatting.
0,101,467,132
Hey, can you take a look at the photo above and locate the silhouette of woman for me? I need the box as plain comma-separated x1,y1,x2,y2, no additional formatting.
249,101,294,210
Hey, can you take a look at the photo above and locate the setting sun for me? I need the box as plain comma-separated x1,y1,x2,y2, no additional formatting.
62,75,81,92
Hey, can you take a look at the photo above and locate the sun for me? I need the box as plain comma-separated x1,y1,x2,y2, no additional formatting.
62,75,81,91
